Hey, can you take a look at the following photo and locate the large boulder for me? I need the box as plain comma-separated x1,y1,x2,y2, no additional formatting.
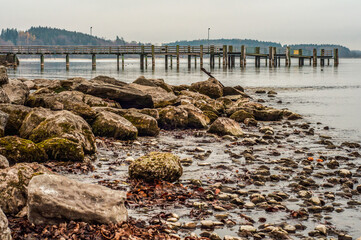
32,79,62,90
208,117,244,136
158,106,189,130
0,89,10,104
2,79,30,105
27,174,128,225
253,109,283,121
130,83,177,108
179,104,210,129
179,90,224,114
24,110,96,154
121,111,159,136
230,110,255,123
0,66,9,86
19,107,53,139
73,78,154,109
0,111,8,137
129,152,183,182
133,76,173,92
0,208,11,240
93,107,160,136
26,89,97,122
190,78,223,99
92,111,138,140
37,138,84,162
0,163,51,215
0,104,31,135
0,136,48,165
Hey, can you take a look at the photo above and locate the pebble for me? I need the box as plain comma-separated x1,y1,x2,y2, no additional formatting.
215,213,229,220
182,222,196,229
244,202,255,209
339,169,352,178
315,224,327,235
239,225,257,233
201,220,214,228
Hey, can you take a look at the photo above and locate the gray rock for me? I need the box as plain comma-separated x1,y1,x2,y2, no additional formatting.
133,76,173,92
158,106,189,130
130,83,177,108
2,79,29,105
0,66,9,86
0,163,51,215
208,117,243,136
0,110,8,137
27,174,128,225
190,78,223,99
0,155,8,169
0,208,11,240
74,78,154,109
0,89,10,104
92,111,138,140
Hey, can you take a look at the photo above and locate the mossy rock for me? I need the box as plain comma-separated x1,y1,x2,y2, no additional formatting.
129,152,183,182
122,112,160,136
0,136,48,165
0,162,51,215
92,111,138,140
37,138,84,162
208,117,244,137
230,110,254,123
27,110,96,154
203,110,219,123
0,104,32,135
158,106,188,130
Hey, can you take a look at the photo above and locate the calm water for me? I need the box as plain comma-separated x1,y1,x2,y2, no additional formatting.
7,57,361,141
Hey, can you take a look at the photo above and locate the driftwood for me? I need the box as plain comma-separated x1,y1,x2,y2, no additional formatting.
201,67,224,87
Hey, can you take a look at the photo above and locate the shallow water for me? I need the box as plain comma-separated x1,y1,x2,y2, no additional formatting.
7,57,361,141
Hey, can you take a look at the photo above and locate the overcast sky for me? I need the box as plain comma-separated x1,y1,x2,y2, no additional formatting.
1,0,360,49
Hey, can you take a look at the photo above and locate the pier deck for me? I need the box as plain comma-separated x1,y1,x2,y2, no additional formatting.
0,45,339,70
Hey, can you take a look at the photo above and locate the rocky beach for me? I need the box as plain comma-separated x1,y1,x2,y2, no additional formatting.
0,65,360,240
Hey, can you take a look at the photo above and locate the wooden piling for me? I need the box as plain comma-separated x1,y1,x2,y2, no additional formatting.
334,48,339,66
223,45,227,67
170,55,173,68
66,54,70,70
122,54,124,69
151,45,155,69
200,45,203,68
165,46,168,69
188,46,191,69
321,49,325,66
194,55,197,68
269,47,274,67
210,45,215,68
91,54,96,70
145,55,148,69
176,45,180,69
40,54,45,70
240,45,246,67
140,46,145,70
313,48,317,67
298,49,303,67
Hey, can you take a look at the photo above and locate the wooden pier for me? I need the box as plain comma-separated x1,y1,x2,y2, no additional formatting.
0,45,339,70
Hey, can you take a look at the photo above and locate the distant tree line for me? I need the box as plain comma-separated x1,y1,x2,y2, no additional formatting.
0,27,144,46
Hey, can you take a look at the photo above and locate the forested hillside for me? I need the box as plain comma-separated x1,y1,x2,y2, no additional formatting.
0,27,138,46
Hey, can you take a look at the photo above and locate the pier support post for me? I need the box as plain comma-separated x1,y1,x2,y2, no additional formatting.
240,45,246,67
122,54,125,69
223,45,227,67
151,45,155,69
40,54,45,70
195,55,197,68
176,45,180,70
117,54,120,71
91,54,96,70
165,46,168,69
145,55,148,69
334,48,339,66
321,49,325,66
200,45,203,68
269,47,273,67
313,49,317,67
188,45,191,69
66,54,70,70
140,46,145,70
298,49,303,67
285,47,290,67
170,55,173,68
